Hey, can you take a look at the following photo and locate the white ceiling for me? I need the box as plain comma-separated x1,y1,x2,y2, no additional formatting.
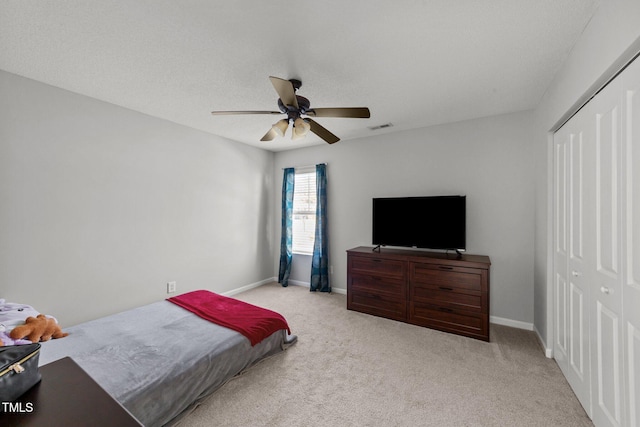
0,1,599,152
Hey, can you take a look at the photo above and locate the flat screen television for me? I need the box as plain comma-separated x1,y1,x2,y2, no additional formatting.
372,195,466,251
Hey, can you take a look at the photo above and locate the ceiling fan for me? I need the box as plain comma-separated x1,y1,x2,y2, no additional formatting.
211,76,370,144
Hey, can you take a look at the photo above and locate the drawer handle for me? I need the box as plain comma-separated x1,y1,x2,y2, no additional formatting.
371,259,382,263
439,286,454,291
438,266,454,270
438,307,453,313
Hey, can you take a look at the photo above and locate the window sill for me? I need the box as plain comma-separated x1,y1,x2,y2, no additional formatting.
292,251,313,256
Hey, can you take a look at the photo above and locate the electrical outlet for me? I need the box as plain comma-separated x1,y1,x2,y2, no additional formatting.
167,281,177,293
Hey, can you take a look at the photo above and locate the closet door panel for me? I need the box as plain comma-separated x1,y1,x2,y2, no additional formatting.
570,281,588,391
596,301,623,426
623,57,640,427
628,325,640,427
591,77,625,427
554,103,594,414
595,94,619,278
554,127,570,368
568,107,594,413
556,272,568,362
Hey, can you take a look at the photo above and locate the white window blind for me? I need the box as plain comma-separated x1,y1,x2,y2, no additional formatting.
292,170,316,254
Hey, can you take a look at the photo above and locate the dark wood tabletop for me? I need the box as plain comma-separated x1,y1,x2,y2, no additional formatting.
1,356,142,427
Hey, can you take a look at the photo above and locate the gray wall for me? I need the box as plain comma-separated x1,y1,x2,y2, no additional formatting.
0,71,275,327
9,0,639,334
532,1,640,351
274,111,536,325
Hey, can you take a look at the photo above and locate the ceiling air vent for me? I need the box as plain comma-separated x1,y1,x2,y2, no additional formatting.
369,123,393,131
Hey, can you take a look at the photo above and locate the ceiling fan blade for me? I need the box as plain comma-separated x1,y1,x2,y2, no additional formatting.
306,107,370,118
211,110,281,115
269,76,298,108
308,119,340,144
260,128,278,141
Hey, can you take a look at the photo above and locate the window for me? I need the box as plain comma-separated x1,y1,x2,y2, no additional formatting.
292,169,316,254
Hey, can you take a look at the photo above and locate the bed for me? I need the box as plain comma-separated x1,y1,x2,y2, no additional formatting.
37,291,296,426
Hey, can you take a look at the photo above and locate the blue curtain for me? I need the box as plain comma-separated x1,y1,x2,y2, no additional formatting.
310,164,330,292
278,168,295,287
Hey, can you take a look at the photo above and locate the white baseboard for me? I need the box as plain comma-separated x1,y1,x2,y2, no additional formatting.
534,325,554,359
490,315,534,331
281,280,347,294
223,277,347,295
287,279,309,288
222,277,276,297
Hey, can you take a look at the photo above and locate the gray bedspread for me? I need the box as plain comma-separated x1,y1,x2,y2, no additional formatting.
38,300,296,426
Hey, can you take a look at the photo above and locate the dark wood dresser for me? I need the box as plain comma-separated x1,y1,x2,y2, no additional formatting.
347,246,491,341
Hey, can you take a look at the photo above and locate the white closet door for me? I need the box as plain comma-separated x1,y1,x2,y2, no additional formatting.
622,57,640,427
554,101,594,415
590,76,625,427
568,102,595,414
554,54,639,427
554,122,570,371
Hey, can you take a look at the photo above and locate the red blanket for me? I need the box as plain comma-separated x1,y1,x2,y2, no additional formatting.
167,290,290,346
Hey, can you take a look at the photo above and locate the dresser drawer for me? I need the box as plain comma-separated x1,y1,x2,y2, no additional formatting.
410,262,484,292
349,273,406,298
411,285,484,313
349,255,406,279
348,290,406,321
409,302,488,339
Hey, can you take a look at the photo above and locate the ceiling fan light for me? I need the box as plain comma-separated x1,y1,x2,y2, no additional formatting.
293,118,311,136
272,119,289,137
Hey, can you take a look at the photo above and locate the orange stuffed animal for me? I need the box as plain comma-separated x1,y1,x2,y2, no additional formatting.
10,314,68,343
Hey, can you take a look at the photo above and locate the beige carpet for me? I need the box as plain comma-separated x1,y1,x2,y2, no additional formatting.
179,282,592,427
